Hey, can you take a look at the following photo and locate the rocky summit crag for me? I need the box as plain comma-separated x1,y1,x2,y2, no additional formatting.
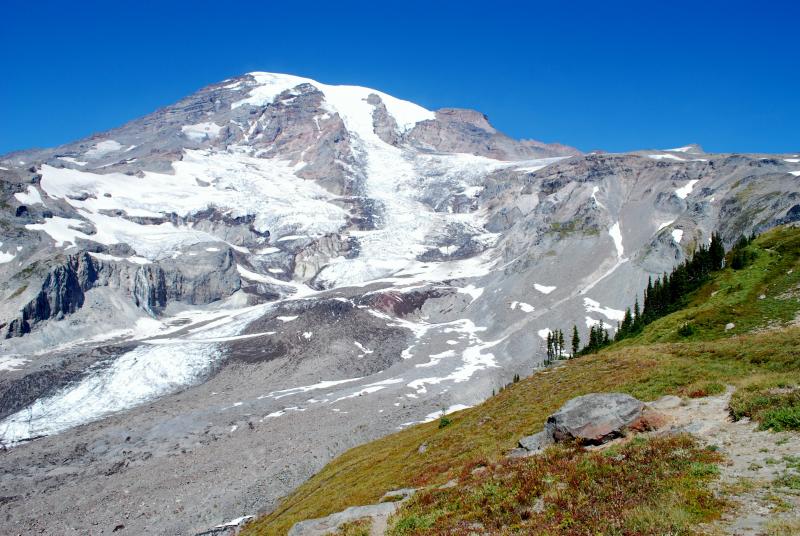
0,72,799,535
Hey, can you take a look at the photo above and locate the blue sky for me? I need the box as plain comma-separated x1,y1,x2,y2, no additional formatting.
1,0,798,155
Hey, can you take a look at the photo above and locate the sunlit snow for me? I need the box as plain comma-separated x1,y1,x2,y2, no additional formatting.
647,154,684,161
181,122,222,141
609,222,624,257
675,179,699,199
583,297,625,322
533,283,556,294
14,185,45,206
84,140,122,159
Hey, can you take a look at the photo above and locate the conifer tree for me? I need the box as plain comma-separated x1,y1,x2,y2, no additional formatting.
571,325,579,357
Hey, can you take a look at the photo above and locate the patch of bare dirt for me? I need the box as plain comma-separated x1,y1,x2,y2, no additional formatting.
654,388,800,535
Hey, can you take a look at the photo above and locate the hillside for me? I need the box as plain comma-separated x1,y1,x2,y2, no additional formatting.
245,224,800,535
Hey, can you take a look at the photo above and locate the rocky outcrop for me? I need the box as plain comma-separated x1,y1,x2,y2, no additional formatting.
293,234,354,284
404,108,579,160
133,248,241,314
368,93,401,146
5,253,100,337
287,489,415,536
5,248,241,337
252,84,359,196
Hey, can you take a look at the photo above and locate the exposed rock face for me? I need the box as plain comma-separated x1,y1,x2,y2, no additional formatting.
287,489,414,536
404,108,579,160
132,249,241,314
368,93,401,146
4,247,241,336
293,234,353,284
6,253,100,337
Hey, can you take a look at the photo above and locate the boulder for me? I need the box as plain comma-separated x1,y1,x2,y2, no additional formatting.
517,430,554,453
516,393,647,454
547,393,645,444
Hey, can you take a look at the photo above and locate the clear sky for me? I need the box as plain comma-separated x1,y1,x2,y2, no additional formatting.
1,0,798,155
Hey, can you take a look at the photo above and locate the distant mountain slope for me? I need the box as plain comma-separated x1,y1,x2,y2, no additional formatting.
244,224,800,535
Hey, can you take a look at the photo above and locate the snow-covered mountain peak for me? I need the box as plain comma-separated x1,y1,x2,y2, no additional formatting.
232,71,435,137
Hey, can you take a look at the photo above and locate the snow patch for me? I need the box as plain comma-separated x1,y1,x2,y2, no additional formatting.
675,179,699,199
263,377,363,400
84,140,122,159
421,404,472,423
0,243,16,264
672,229,684,244
416,350,456,368
583,297,625,322
609,222,624,257
657,219,676,231
457,284,484,303
353,341,373,354
181,122,222,141
590,186,606,209
14,185,44,206
647,154,685,161
88,252,151,265
0,356,28,372
537,328,551,340
215,516,254,529
59,156,87,166
510,301,535,313
533,283,556,294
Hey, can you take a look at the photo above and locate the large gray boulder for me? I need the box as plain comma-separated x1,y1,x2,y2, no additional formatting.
517,393,646,453
548,393,645,444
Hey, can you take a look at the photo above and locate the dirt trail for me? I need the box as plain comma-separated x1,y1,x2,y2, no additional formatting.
655,388,800,535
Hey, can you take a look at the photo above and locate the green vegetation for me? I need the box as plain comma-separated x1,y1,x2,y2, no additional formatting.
243,226,800,536
437,415,452,429
388,435,723,536
730,382,800,431
5,284,27,300
544,329,566,364
334,518,372,536
687,381,725,399
624,225,800,343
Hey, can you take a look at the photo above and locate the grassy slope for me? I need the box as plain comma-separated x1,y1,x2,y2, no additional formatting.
387,436,725,535
244,226,800,536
